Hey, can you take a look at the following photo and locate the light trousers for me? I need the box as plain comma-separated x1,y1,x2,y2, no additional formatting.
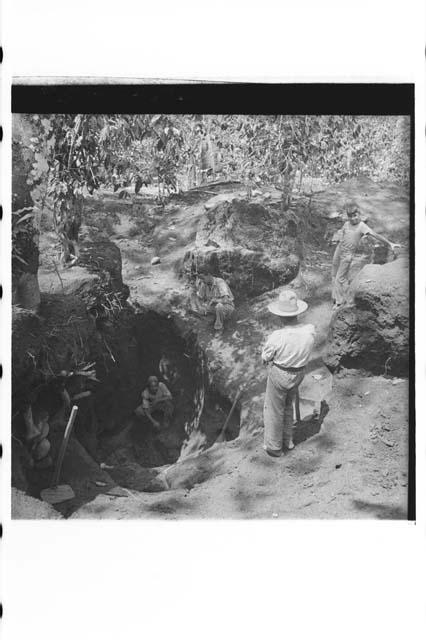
331,246,353,305
135,399,174,421
263,365,305,451
211,301,235,330
190,294,235,330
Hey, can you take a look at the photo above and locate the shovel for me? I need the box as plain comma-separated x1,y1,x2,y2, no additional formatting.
215,386,244,444
40,405,79,505
294,388,301,424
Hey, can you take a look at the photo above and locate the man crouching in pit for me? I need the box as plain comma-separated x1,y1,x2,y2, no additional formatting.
262,290,315,457
190,266,235,334
135,376,174,431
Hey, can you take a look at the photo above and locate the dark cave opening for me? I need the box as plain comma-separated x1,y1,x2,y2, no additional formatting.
98,311,241,469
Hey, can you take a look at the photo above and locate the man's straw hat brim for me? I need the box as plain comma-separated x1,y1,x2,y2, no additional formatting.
267,299,308,317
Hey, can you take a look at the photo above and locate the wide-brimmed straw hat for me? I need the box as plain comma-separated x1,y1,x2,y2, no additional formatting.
267,290,308,317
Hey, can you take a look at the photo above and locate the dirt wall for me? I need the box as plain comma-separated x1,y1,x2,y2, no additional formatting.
183,199,300,299
324,258,410,375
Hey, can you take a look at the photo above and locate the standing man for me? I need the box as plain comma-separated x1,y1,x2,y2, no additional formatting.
190,267,235,333
262,290,315,457
331,201,399,309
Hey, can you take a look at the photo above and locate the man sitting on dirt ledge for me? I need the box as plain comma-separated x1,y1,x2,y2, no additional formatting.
331,201,400,310
189,267,235,333
135,376,174,431
262,290,315,457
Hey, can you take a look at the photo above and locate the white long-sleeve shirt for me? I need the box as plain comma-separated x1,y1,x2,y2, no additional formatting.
262,323,316,368
197,277,234,304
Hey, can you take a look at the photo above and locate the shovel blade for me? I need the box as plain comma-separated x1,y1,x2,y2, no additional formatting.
40,484,75,505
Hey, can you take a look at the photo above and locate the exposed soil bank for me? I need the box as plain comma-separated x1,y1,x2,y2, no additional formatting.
183,199,300,299
97,309,241,470
324,258,410,376
73,372,409,520
13,299,241,515
12,177,411,519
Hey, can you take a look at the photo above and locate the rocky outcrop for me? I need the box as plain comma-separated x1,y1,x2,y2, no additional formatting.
183,199,300,299
324,258,409,375
79,240,127,296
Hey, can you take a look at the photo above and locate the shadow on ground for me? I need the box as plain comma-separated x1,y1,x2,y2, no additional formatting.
352,499,406,520
293,401,329,446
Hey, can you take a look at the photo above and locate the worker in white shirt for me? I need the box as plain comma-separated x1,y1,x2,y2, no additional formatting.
135,376,174,430
262,290,316,457
190,267,235,333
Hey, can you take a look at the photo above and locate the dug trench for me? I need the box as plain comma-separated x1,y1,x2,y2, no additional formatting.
96,311,241,474
13,307,242,518
13,295,335,520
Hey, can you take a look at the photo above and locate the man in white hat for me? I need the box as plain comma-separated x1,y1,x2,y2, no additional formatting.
262,289,315,457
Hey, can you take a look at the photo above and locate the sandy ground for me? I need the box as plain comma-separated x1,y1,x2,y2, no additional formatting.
73,373,409,519
63,184,410,520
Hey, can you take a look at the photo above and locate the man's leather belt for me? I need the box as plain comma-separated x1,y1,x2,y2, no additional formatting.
272,362,304,372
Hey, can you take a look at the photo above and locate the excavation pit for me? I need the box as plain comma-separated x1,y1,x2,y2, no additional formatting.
98,311,241,472
12,308,242,514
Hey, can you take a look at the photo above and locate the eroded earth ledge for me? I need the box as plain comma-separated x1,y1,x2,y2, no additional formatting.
12,178,410,520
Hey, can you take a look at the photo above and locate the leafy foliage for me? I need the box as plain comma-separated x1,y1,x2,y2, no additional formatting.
14,113,410,264
23,113,411,201
193,115,410,190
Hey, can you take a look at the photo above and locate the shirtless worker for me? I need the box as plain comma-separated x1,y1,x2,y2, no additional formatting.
135,376,174,430
331,201,400,309
262,290,315,457
190,267,235,333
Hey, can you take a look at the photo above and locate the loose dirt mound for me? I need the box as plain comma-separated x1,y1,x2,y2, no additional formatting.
38,239,129,321
324,258,409,375
12,488,64,519
183,199,300,298
72,372,409,520
78,240,126,294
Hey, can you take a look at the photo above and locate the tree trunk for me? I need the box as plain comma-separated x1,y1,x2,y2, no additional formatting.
12,115,41,311
55,194,84,265
281,169,296,212
199,133,215,184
